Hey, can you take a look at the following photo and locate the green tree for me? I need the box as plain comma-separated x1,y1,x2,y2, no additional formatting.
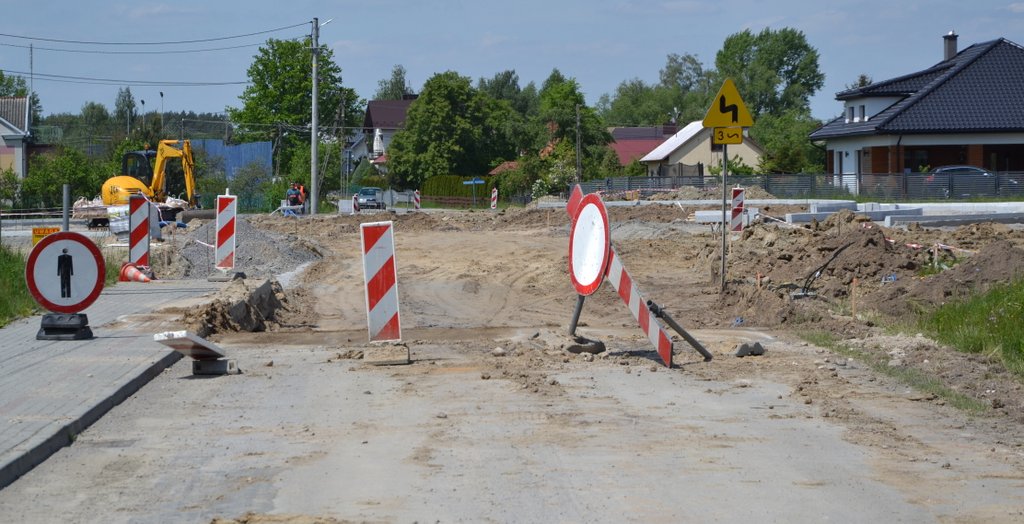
846,74,873,90
228,38,364,191
714,28,824,117
374,64,414,100
595,78,674,126
750,109,824,173
22,147,106,206
0,71,42,122
114,87,136,136
537,70,609,147
0,168,19,207
386,71,493,188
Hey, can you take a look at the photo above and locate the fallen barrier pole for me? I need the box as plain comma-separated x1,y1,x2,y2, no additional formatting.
647,300,713,362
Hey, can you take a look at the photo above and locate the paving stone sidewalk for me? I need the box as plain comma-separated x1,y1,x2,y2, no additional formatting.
0,280,223,489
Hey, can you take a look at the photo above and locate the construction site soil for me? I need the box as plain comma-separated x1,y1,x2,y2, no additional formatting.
146,202,1024,431
7,198,1024,522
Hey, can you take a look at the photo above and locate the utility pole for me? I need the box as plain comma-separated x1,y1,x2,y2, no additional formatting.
575,104,582,184
310,17,320,215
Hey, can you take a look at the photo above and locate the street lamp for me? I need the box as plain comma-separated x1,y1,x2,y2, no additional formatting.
141,99,146,132
159,92,164,134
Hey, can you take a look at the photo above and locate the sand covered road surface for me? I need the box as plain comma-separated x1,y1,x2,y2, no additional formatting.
1,204,1024,522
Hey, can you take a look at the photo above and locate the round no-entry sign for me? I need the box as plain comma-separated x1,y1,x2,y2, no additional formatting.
25,231,105,314
568,193,610,296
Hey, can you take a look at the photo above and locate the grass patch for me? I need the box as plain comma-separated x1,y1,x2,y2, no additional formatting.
920,278,1024,377
0,244,40,327
799,330,989,414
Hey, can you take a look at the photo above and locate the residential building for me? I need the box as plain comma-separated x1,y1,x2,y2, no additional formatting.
809,32,1024,180
0,97,30,179
362,96,416,162
640,121,764,176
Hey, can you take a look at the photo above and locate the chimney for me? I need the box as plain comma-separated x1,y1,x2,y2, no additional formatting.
943,30,958,61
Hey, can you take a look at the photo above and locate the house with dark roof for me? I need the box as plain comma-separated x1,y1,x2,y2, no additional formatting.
362,96,416,163
0,96,30,179
809,32,1024,177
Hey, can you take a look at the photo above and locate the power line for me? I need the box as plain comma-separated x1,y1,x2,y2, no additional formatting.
0,36,305,55
0,22,308,46
2,69,248,87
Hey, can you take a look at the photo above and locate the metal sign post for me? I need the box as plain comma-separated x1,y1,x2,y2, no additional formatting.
721,144,728,292
702,78,753,294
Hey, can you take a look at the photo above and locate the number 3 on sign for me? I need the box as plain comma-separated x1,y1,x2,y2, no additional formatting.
713,127,743,145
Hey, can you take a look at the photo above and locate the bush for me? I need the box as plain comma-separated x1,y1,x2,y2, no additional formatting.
0,245,37,327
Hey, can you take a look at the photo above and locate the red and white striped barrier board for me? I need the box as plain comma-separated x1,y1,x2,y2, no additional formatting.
128,194,150,267
413,190,421,210
731,187,745,233
352,194,360,215
215,194,237,270
490,187,498,210
605,248,674,367
361,221,401,342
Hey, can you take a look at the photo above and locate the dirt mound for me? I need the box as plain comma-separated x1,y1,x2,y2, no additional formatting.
183,279,291,338
869,239,1024,319
153,216,322,280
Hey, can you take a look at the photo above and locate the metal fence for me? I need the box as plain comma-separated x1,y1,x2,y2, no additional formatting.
576,172,1024,201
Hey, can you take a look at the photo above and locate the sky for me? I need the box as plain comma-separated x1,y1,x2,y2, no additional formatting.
2,0,1023,124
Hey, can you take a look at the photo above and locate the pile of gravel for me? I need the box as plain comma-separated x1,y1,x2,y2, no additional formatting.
161,215,321,280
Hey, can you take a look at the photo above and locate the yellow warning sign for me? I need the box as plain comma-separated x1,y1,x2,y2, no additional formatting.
713,127,743,145
32,227,60,246
702,79,753,128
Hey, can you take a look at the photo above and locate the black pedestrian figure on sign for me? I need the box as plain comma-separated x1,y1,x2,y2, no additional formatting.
58,248,74,298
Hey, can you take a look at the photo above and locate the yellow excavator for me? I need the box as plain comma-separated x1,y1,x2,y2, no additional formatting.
102,139,198,207
98,139,210,224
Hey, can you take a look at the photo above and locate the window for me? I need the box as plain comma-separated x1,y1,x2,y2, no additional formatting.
847,106,854,122
859,105,866,121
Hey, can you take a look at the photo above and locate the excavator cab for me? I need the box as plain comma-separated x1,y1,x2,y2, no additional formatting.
120,150,158,189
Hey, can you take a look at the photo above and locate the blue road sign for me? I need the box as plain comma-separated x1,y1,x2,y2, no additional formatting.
462,177,485,185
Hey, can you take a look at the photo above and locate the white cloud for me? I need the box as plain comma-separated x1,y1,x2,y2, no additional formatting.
1009,3,1024,13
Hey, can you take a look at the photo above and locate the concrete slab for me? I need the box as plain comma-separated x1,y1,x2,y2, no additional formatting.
885,212,1024,227
154,330,225,360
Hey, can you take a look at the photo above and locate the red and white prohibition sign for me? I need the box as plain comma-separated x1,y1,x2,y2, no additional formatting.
361,221,401,342
566,186,673,367
215,194,237,270
25,231,105,314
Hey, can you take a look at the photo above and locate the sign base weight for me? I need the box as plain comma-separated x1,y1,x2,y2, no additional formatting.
37,313,93,341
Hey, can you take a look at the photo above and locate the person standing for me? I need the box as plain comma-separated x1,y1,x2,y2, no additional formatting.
57,248,74,298
297,183,307,214
287,183,300,207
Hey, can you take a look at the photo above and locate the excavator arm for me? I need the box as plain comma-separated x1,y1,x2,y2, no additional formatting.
151,139,198,207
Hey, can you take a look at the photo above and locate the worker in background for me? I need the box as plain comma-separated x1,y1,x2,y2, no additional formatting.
298,182,307,214
287,183,301,207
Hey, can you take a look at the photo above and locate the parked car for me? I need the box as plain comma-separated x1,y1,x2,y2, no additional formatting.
923,165,1016,199
356,187,386,210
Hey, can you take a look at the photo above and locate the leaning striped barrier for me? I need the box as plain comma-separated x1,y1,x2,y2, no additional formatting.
604,248,673,366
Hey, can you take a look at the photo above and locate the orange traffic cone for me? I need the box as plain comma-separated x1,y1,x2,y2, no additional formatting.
120,263,152,283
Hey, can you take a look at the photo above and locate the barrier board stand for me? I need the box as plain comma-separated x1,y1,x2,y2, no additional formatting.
154,330,240,376
565,185,711,367
25,232,106,340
